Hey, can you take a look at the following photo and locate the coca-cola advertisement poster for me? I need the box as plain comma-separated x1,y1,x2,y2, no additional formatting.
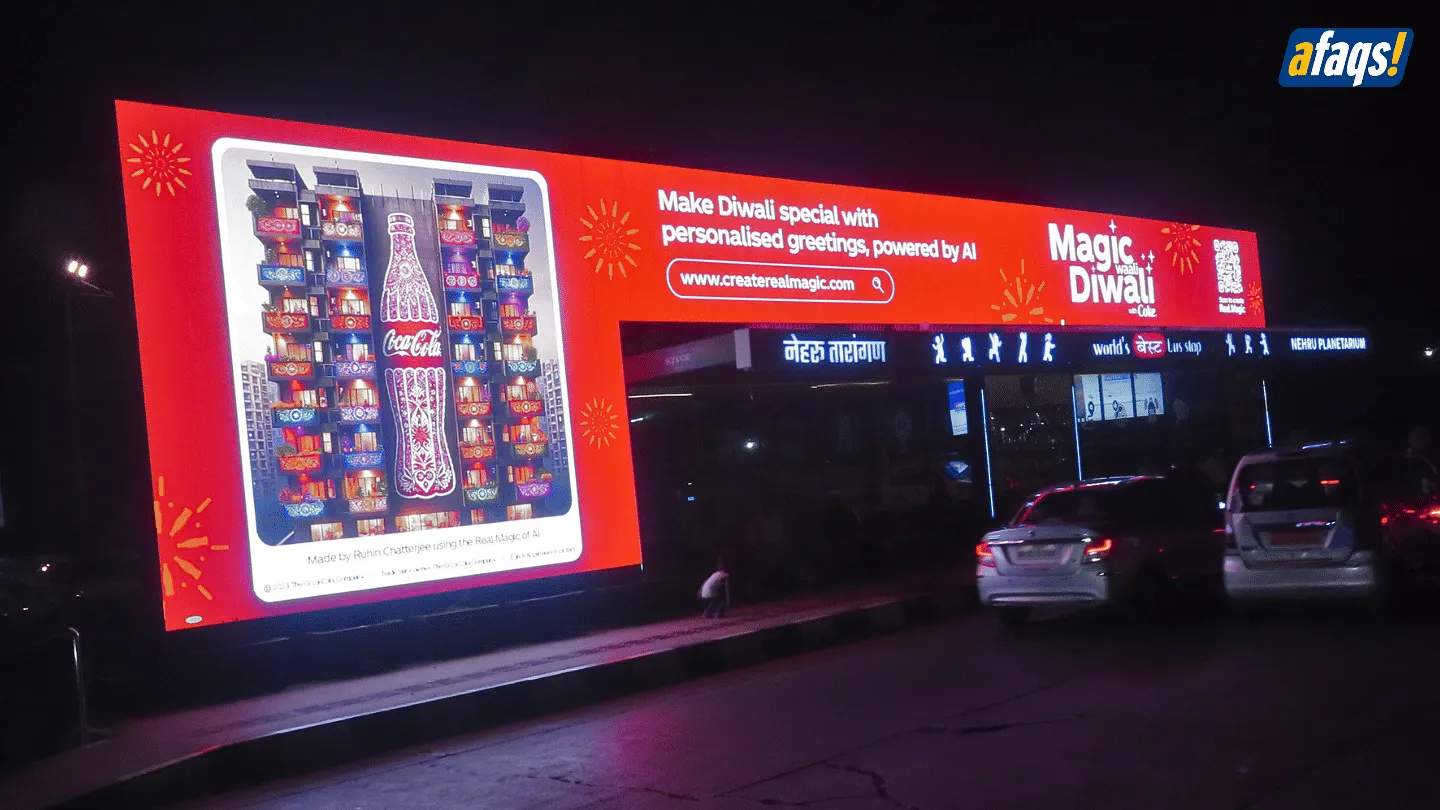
213,141,580,609
118,101,1267,630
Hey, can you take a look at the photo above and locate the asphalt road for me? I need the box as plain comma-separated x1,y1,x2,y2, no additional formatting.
180,605,1440,810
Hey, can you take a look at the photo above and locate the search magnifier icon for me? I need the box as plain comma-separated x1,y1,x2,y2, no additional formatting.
872,277,885,294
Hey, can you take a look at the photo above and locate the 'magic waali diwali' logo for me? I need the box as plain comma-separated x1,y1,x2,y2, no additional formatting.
1048,221,1157,319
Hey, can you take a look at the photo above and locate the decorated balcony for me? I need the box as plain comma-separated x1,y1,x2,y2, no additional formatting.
254,216,301,239
333,359,377,378
461,443,497,461
342,450,385,470
444,265,481,291
347,496,389,516
268,360,316,380
439,228,477,246
281,498,327,520
507,398,545,417
448,314,486,332
258,264,306,286
500,315,537,336
515,480,552,500
320,220,364,241
278,451,323,473
338,404,380,423
456,401,493,418
262,311,312,334
326,266,368,287
491,230,529,253
495,272,533,294
464,484,501,505
452,359,489,376
271,405,320,427
504,359,540,377
512,440,548,458
329,314,371,333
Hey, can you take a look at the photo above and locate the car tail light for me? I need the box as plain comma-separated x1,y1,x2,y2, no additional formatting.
1425,505,1440,523
1081,537,1113,563
976,542,996,568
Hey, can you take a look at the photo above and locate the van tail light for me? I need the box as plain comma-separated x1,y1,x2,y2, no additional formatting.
1081,537,1113,563
976,542,996,568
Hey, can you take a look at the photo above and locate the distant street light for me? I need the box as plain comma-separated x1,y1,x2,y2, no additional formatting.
64,258,104,291
1425,347,1436,359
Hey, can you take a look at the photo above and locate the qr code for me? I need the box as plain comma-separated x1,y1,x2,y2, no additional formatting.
1214,239,1243,295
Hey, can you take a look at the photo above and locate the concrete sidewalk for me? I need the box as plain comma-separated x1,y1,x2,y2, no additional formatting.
1,572,975,810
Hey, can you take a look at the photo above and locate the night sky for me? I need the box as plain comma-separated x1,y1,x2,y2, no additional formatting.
3,6,1428,548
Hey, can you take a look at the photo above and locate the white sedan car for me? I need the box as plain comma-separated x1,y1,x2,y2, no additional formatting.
977,476,1224,629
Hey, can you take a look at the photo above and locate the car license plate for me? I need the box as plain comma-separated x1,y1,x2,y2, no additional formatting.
1267,530,1319,547
1016,544,1060,559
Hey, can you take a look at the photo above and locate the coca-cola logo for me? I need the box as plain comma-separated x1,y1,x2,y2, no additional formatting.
1132,332,1167,358
382,328,442,358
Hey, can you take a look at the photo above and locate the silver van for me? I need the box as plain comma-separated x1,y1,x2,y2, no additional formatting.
1223,443,1440,608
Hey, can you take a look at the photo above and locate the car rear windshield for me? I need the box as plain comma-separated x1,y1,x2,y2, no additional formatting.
1016,487,1124,525
1233,457,1359,512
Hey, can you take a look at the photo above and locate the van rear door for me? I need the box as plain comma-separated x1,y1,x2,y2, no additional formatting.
1229,453,1361,566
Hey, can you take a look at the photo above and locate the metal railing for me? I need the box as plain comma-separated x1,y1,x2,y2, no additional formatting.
68,627,88,746
1,625,89,754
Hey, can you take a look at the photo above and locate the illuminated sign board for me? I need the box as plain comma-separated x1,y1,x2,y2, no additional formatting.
931,331,1059,367
115,100,1269,630
781,333,888,366
1132,332,1167,358
947,382,969,436
927,329,1362,368
1223,332,1271,357
1090,336,1131,358
930,330,1225,368
1287,334,1367,352
1165,337,1206,357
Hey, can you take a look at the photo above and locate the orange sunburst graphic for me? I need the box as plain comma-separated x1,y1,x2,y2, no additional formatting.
1160,223,1203,274
577,397,621,448
153,475,227,602
1247,280,1265,314
578,198,641,279
126,130,193,197
989,260,1054,324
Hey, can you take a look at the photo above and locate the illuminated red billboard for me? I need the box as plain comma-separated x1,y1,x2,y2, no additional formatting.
115,101,1267,630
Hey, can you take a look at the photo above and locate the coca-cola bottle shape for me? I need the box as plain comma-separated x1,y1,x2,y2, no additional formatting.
379,212,457,499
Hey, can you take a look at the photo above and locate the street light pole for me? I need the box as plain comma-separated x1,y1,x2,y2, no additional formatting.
61,260,112,533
